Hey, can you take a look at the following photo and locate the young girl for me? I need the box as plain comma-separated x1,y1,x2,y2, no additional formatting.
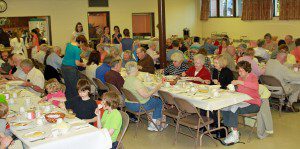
95,91,122,149
0,103,14,138
39,78,66,110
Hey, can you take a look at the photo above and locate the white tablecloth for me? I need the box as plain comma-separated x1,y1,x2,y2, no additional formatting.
3,86,112,149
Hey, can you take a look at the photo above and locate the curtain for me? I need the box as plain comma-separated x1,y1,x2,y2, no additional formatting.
201,0,210,20
241,0,273,20
280,0,300,20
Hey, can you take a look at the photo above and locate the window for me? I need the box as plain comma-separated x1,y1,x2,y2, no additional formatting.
220,0,234,17
209,0,242,17
274,0,280,16
132,13,155,37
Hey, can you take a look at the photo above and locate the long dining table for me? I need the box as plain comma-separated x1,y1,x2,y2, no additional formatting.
120,69,252,134
1,82,112,149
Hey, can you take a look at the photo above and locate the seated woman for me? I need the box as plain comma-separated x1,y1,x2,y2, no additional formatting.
278,44,296,68
238,48,265,78
222,61,261,145
164,52,189,76
95,91,122,149
212,55,233,89
182,54,211,84
123,61,164,131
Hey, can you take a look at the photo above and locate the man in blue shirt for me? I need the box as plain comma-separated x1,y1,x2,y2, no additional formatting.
166,40,184,62
200,38,219,54
96,56,113,83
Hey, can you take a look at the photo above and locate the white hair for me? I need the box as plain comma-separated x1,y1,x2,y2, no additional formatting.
125,61,138,74
193,54,205,64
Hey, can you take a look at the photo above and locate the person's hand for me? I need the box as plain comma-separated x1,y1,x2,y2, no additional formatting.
182,72,187,77
95,106,102,116
213,79,219,85
0,136,13,149
203,80,211,85
193,77,203,82
231,80,244,85
137,65,143,70
22,81,32,87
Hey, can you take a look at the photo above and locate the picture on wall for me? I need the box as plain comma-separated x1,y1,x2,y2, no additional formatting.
88,0,108,7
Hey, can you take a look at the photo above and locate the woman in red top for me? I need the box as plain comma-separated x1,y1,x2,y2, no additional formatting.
222,61,261,145
182,54,211,84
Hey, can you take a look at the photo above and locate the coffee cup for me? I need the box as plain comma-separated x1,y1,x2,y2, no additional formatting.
227,84,235,92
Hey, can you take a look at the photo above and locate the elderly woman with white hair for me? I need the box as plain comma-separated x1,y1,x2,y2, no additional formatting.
146,41,159,64
164,52,189,75
123,61,165,131
182,54,211,84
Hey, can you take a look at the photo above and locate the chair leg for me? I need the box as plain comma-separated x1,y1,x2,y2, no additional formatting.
248,119,257,142
135,114,141,138
279,103,282,117
174,121,179,145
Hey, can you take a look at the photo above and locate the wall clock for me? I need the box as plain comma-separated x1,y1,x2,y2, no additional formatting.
0,0,7,13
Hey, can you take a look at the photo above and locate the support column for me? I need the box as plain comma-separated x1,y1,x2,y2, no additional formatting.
158,0,167,68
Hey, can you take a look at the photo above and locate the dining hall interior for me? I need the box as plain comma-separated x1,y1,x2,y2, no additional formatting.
0,0,300,149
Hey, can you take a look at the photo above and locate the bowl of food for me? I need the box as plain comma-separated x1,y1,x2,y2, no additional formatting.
45,112,65,123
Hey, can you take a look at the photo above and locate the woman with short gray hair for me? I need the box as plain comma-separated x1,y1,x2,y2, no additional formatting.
123,61,165,131
182,54,211,84
164,52,189,75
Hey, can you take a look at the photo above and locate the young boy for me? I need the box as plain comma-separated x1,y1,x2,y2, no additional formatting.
71,79,97,124
96,91,122,149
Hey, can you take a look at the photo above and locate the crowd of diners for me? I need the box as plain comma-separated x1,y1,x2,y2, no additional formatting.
1,22,300,147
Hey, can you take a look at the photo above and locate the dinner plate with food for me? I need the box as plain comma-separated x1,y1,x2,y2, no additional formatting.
23,131,46,142
11,121,33,130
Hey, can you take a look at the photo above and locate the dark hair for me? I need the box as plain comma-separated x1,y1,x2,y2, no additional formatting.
295,38,300,47
198,48,208,56
257,39,265,47
278,44,289,53
264,33,272,39
104,26,110,35
31,29,38,34
102,91,120,109
278,39,286,46
236,61,252,73
114,26,120,32
87,51,100,66
194,36,200,42
77,79,91,93
75,22,83,32
76,35,88,45
222,38,230,46
103,55,113,64
172,40,179,47
123,28,130,37
43,46,52,65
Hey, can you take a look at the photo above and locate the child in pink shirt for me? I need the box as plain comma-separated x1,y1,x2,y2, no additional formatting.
39,78,66,110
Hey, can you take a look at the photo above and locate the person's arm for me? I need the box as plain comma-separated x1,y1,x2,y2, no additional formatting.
232,74,259,90
49,97,67,102
22,81,44,93
137,82,163,99
85,116,97,123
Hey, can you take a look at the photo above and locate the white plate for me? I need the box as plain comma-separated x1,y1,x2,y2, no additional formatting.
11,121,33,130
7,81,24,86
180,77,194,81
23,131,46,142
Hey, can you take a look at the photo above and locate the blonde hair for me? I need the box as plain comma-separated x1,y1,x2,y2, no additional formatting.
102,91,120,109
193,54,205,64
125,61,138,74
215,55,228,68
45,78,64,93
171,52,184,63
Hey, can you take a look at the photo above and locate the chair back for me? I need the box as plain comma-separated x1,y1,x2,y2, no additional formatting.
44,65,62,82
158,90,176,105
260,75,282,87
173,97,199,115
92,78,108,90
117,110,129,148
106,83,125,108
120,88,140,103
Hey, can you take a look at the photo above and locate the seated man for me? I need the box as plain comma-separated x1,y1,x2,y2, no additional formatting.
265,52,300,111
20,59,45,96
166,40,184,62
104,58,124,91
136,47,155,74
0,51,11,75
222,46,236,72
254,39,270,61
96,56,113,83
200,37,218,54
122,50,135,68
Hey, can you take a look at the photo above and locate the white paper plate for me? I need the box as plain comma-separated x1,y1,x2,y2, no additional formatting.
11,121,33,130
23,131,46,141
